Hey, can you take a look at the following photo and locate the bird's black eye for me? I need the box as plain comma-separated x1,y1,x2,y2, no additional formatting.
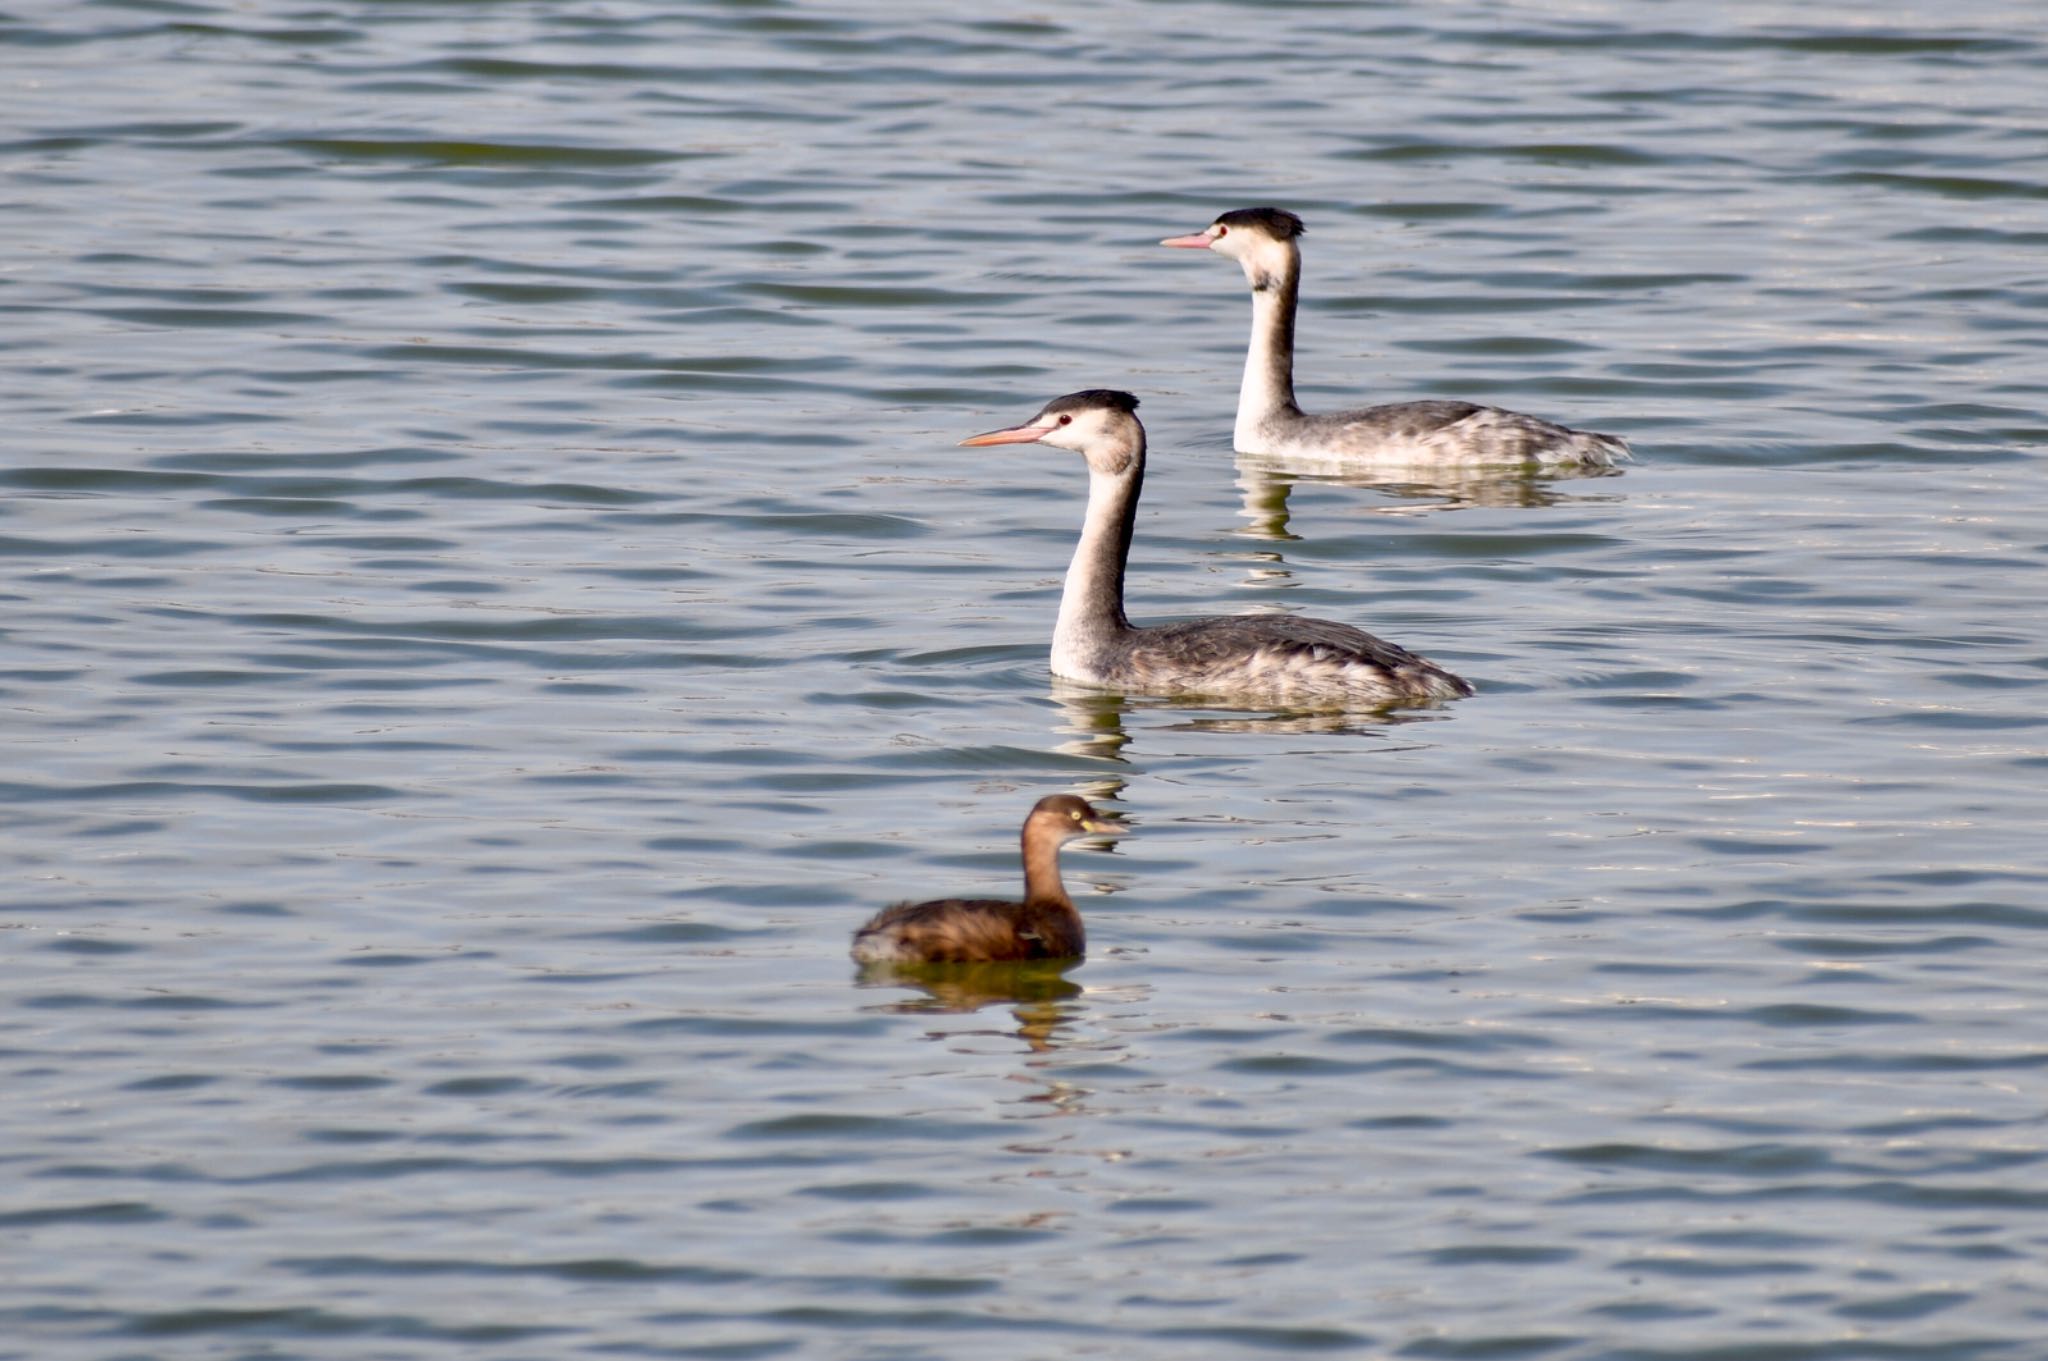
1057,414,1072,426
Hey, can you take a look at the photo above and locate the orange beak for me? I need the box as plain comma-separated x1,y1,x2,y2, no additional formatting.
959,422,1056,447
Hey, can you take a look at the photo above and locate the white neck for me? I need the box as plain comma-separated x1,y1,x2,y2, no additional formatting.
1050,443,1141,680
1236,246,1302,448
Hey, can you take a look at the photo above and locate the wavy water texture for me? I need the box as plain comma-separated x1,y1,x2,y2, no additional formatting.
2,2,2046,1359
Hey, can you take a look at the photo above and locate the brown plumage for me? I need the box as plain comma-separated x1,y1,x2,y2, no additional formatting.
850,795,1127,965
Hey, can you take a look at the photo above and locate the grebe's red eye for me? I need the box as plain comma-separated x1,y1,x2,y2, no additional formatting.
1214,225,1228,236
1057,414,1072,426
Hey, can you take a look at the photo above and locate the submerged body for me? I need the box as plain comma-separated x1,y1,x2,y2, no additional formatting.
850,795,1126,965
961,390,1472,708
1162,207,1630,468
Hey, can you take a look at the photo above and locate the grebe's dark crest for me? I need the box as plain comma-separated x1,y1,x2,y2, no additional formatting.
960,390,1473,709
1215,206,1304,240
1162,206,1630,467
1046,388,1139,415
849,795,1127,965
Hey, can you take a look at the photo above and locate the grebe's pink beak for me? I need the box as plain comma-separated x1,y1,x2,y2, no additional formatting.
1159,230,1215,249
959,422,1056,448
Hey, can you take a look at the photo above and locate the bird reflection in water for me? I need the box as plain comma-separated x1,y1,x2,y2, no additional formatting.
855,958,1085,1053
1234,458,1628,541
1050,678,1448,741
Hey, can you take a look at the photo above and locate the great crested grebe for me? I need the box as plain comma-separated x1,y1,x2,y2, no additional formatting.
961,389,1473,708
1161,207,1631,467
850,795,1127,965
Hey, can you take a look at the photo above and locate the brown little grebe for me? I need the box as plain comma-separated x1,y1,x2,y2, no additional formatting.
849,795,1127,965
1161,207,1631,467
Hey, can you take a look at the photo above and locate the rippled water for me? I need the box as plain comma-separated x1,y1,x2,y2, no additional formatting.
5,2,2046,1357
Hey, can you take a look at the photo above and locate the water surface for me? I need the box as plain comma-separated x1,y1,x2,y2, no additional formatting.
3,3,2046,1358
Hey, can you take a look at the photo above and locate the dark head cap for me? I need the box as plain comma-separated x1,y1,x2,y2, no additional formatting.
1040,389,1140,418
1214,206,1305,240
1029,793,1128,836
